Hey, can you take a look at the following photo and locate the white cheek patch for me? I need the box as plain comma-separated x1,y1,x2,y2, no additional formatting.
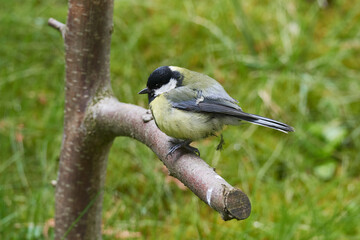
154,78,177,96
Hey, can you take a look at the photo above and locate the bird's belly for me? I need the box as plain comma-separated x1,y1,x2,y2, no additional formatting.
150,97,223,140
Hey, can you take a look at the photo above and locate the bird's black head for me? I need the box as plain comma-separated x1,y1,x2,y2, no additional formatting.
138,66,183,103
147,66,173,90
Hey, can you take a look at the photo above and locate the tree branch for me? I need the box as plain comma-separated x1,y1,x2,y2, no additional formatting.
48,18,66,38
91,97,251,220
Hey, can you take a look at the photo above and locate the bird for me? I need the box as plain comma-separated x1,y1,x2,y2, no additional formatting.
139,66,294,156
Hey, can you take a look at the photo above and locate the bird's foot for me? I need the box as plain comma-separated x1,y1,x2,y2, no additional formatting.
167,139,200,158
183,143,200,156
216,134,225,151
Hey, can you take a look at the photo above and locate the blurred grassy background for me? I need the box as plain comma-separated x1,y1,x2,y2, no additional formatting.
1,0,360,239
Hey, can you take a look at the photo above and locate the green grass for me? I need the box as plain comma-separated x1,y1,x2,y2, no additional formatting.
1,0,360,239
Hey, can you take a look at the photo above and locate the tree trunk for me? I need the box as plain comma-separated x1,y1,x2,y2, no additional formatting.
54,0,114,239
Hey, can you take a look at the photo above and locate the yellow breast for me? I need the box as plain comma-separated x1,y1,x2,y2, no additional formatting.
149,95,224,140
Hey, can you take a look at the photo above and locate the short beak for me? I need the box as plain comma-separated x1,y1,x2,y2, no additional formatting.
138,88,149,94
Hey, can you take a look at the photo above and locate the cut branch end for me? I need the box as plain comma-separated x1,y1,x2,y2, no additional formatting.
223,189,251,221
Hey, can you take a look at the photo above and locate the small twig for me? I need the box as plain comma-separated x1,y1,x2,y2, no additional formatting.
48,18,66,39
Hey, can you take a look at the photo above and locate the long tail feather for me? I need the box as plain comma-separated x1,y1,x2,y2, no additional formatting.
235,112,294,133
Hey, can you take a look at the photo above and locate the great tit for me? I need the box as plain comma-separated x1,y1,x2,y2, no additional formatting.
139,66,294,156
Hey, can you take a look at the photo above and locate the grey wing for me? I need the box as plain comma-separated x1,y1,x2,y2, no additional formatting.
167,86,243,114
170,93,248,118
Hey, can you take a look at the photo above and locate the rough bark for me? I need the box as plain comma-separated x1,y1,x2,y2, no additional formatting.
50,0,251,239
54,0,114,239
